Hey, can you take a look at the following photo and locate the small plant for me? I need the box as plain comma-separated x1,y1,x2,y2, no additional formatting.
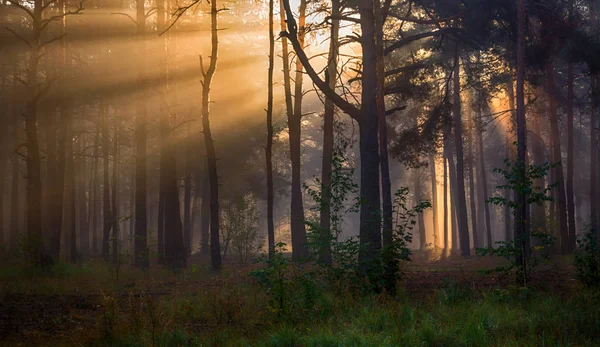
575,231,600,287
221,194,262,263
478,156,556,286
250,242,291,317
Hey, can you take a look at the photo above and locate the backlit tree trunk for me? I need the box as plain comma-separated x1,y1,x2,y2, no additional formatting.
266,0,275,258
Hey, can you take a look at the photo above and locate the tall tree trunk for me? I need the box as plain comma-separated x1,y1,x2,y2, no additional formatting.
592,0,599,238
414,167,427,249
78,136,89,258
202,0,222,270
63,104,76,263
466,98,479,248
357,0,382,274
90,126,99,256
266,0,275,258
24,0,44,264
547,62,570,254
430,154,439,249
476,97,493,247
530,109,547,237
111,123,120,265
101,103,112,261
445,123,459,253
318,0,340,265
287,0,308,261
452,50,471,256
156,0,167,265
505,80,516,242
200,172,209,255
183,163,192,256
443,149,449,256
515,0,530,285
566,44,576,251
375,0,394,264
134,0,148,268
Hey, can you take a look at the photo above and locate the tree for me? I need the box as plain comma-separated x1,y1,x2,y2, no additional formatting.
200,0,223,271
266,0,275,258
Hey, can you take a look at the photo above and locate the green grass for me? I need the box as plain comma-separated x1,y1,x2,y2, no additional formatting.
91,283,600,347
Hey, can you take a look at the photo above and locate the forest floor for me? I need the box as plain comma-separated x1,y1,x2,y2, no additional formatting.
0,252,596,346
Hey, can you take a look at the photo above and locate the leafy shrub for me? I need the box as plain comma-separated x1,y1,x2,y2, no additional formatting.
575,231,600,287
221,194,262,263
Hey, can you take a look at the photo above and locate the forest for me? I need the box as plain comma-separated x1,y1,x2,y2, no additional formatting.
1,0,600,345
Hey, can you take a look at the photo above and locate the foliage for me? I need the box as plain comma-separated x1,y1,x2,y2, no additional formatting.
575,231,600,287
249,242,323,321
221,194,262,263
478,157,556,285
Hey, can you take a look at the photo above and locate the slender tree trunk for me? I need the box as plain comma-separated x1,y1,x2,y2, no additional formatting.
467,98,479,248
266,0,275,258
375,0,394,272
452,50,471,256
201,0,222,270
430,154,440,249
101,103,112,261
78,136,89,258
24,0,44,264
111,123,120,265
530,109,547,236
566,52,576,251
592,0,600,240
287,0,308,261
505,80,516,242
515,0,530,285
443,149,449,256
200,172,209,254
91,126,99,256
414,167,427,249
547,62,570,254
318,0,340,265
476,98,493,247
184,165,192,256
134,0,148,268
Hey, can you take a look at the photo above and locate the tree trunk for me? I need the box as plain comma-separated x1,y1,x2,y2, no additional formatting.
134,0,148,268
375,0,394,262
357,0,382,274
78,136,89,258
101,103,112,262
443,149,449,256
515,0,530,285
547,62,569,254
266,0,275,258
24,0,44,265
414,167,427,249
592,0,600,240
287,0,308,261
318,0,340,265
200,172,210,255
202,0,222,270
505,80,516,242
452,50,471,256
566,54,576,251
530,109,547,237
111,122,120,265
466,97,479,248
430,154,440,249
476,97,493,247
90,126,99,256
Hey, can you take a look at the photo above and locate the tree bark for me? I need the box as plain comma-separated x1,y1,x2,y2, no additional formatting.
452,50,471,256
202,0,222,270
466,96,479,248
266,0,275,258
547,62,569,254
101,103,112,261
476,97,493,247
318,0,340,265
430,154,439,249
515,0,530,285
134,0,148,268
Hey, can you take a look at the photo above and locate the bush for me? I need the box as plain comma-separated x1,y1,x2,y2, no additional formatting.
575,231,600,287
